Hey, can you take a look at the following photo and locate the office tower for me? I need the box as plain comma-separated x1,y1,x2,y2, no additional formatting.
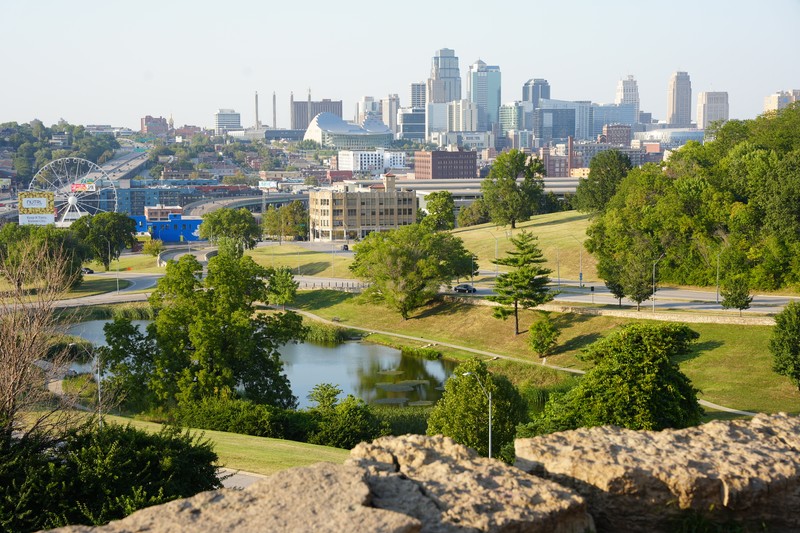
426,48,461,103
533,108,576,142
448,99,479,132
214,109,242,135
667,71,692,127
696,92,729,129
591,103,638,138
356,96,381,124
538,99,592,140
410,82,427,108
397,107,426,141
381,94,400,134
522,79,550,109
425,102,448,140
499,101,533,134
602,124,632,146
290,91,343,130
466,60,502,131
615,75,640,123
764,90,800,112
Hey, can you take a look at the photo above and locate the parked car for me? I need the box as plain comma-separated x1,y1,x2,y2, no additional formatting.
454,283,476,294
81,267,94,274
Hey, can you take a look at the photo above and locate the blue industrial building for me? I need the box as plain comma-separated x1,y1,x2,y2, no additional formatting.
131,212,204,243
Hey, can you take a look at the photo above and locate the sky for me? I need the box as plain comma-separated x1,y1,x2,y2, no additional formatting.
2,0,798,131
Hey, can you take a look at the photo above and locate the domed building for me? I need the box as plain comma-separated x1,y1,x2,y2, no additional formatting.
304,112,393,149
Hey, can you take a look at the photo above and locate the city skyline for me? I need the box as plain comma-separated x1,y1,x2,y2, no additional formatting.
2,0,797,131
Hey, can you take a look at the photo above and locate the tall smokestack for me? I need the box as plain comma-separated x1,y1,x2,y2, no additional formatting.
255,91,260,128
272,91,276,129
307,88,312,127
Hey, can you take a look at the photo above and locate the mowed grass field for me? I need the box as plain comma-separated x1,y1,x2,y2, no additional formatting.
293,290,800,415
247,242,355,278
106,415,349,476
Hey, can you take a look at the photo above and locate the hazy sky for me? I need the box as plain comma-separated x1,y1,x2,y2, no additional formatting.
2,0,797,131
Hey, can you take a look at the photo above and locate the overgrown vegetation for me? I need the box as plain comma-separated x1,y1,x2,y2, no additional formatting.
304,321,349,346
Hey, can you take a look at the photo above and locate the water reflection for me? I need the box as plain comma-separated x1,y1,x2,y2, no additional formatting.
63,320,456,409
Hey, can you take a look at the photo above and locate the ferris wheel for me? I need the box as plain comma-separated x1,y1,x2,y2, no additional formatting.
28,157,117,227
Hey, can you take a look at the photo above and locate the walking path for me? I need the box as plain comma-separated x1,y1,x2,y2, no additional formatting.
291,308,759,417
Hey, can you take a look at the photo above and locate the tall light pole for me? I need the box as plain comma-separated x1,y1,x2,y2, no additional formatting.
463,372,492,459
100,235,120,294
570,236,583,288
652,253,666,313
69,343,102,428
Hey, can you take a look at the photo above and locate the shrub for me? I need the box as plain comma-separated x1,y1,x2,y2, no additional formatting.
0,424,220,532
304,322,348,346
308,396,390,449
369,404,432,435
400,346,442,360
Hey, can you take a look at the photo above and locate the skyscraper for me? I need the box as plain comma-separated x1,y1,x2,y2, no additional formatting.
667,72,692,127
615,75,640,123
290,91,343,130
410,82,427,108
214,109,241,135
466,60,501,132
696,92,729,129
381,94,400,134
522,79,550,109
426,48,461,104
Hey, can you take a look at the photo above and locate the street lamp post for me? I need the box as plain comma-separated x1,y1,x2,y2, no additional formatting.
652,253,666,313
463,372,492,459
570,236,583,287
69,343,102,428
100,236,120,294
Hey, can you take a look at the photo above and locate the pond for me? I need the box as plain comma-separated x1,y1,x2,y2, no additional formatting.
63,320,457,409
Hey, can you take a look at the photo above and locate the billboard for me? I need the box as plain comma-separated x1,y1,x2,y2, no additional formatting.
71,182,96,192
18,191,55,225
258,180,278,190
0,178,10,189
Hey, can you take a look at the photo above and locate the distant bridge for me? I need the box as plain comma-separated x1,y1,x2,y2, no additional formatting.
183,193,309,217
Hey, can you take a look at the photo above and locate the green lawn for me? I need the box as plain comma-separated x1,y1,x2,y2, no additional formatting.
105,415,349,475
247,243,355,278
293,290,800,414
66,276,132,297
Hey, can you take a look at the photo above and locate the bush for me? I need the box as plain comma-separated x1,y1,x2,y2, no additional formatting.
304,322,348,346
369,404,432,435
400,346,442,360
0,424,221,532
172,397,315,442
308,396,390,449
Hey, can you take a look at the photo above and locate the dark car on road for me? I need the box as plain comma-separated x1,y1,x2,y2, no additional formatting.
454,283,476,293
81,267,94,274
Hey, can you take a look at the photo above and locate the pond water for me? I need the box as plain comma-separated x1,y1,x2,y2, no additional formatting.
63,320,456,409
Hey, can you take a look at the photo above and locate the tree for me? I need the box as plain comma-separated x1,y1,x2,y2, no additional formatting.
457,198,490,228
575,150,632,213
620,248,655,312
421,191,455,232
106,247,305,410
0,240,83,442
349,224,476,319
528,315,560,359
519,323,703,436
262,201,308,243
487,230,554,335
0,223,88,289
770,301,800,391
427,359,526,458
308,395,389,450
142,239,164,266
71,212,136,270
720,275,753,316
308,383,342,411
198,207,261,250
481,149,545,229
267,266,299,310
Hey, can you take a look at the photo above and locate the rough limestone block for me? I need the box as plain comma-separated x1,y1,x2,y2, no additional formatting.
349,434,594,533
515,413,800,532
47,462,420,533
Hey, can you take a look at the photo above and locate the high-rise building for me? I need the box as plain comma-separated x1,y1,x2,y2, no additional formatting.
602,124,632,146
414,150,477,179
697,92,729,129
425,103,449,141
522,79,550,109
355,96,381,124
615,75,640,123
397,107,426,141
667,72,692,127
591,103,638,138
410,82,427,108
538,99,592,140
381,94,400,134
426,48,461,104
290,92,343,130
448,99,479,132
499,101,534,134
214,109,242,135
533,108,576,142
466,60,501,132
764,90,800,112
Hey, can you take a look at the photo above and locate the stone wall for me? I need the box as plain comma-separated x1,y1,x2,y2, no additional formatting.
50,414,800,533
